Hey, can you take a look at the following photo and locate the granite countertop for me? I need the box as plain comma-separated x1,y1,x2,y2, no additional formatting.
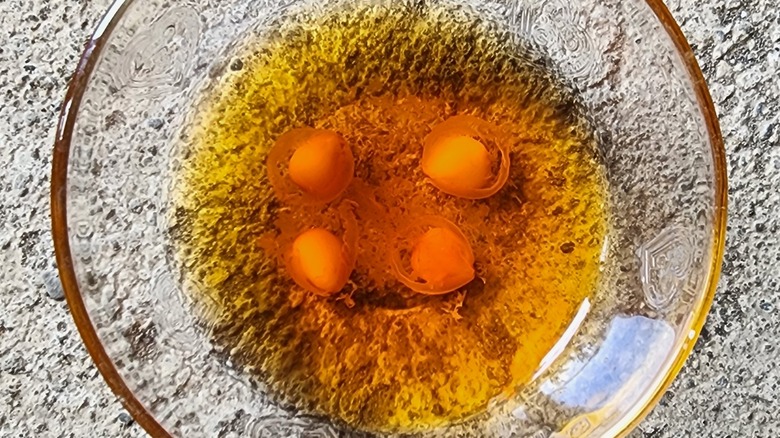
1,0,777,436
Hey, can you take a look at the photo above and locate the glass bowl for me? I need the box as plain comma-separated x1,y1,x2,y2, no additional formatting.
51,0,726,436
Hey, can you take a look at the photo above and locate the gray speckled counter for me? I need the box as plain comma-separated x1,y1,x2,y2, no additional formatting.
0,0,777,436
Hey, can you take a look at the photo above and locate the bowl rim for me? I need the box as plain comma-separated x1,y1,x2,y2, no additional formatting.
50,1,727,436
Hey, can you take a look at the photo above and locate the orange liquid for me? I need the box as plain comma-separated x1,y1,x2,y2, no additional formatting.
174,4,609,432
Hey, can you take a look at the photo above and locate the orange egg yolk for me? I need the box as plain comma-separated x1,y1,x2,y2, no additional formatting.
289,228,350,295
422,135,492,193
411,227,475,290
288,131,353,201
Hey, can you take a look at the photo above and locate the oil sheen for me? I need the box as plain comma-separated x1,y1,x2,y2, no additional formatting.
173,4,609,432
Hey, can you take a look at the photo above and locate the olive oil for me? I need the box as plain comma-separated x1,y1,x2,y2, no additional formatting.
173,4,609,432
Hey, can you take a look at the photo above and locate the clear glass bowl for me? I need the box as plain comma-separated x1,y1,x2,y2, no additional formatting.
51,0,727,436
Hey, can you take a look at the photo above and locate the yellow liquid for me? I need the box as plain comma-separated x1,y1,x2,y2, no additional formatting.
174,4,609,433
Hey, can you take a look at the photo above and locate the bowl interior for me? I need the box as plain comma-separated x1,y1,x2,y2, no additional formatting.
53,0,725,436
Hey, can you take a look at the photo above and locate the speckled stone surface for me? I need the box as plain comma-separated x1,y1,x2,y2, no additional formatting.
0,0,777,437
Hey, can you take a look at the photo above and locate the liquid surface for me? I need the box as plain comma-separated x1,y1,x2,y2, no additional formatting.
174,4,609,432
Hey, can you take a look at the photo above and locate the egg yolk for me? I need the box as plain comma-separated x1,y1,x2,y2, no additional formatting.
288,228,351,295
288,130,353,202
422,135,492,194
411,227,476,291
